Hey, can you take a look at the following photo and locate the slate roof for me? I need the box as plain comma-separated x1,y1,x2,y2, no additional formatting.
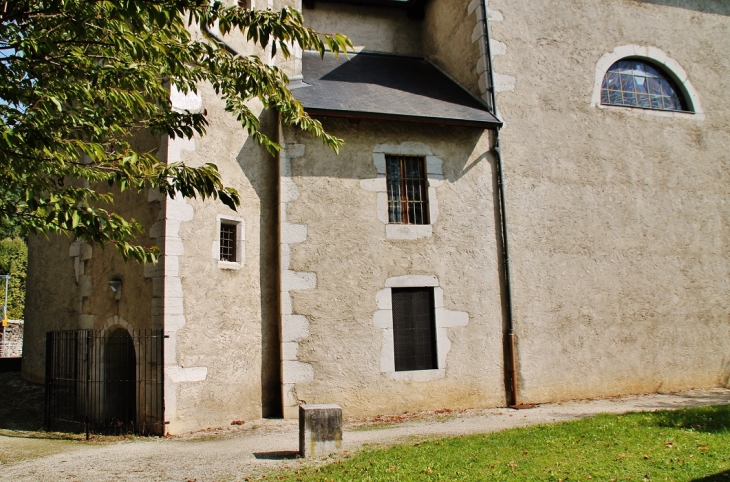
291,51,502,129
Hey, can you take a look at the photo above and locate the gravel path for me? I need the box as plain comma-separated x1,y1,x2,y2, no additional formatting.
1,388,728,481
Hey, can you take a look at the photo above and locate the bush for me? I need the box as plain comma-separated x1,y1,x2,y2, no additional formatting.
0,238,27,320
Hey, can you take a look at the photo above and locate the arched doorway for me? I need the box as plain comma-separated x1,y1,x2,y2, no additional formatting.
104,327,136,433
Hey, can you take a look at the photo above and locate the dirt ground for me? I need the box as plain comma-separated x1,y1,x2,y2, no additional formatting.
1,372,728,481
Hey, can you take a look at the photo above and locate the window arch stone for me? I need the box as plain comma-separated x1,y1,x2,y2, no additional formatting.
591,45,704,120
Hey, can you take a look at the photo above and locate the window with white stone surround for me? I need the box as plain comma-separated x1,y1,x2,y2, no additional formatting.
360,143,442,240
213,214,245,269
373,275,468,382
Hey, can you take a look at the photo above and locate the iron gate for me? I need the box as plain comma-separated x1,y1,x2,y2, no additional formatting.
45,329,164,436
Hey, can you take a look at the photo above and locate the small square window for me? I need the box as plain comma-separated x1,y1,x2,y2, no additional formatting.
219,223,237,262
386,155,429,225
215,216,245,268
391,287,437,371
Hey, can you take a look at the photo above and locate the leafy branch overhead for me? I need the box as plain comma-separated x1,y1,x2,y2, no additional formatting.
0,0,352,262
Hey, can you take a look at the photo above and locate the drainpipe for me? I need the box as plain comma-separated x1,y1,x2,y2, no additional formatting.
480,0,525,409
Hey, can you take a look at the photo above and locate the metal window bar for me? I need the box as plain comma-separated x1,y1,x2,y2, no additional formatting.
45,329,164,437
386,155,429,225
391,288,437,372
220,223,237,262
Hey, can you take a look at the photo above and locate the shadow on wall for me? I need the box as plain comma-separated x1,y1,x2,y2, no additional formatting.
235,111,282,418
635,0,730,15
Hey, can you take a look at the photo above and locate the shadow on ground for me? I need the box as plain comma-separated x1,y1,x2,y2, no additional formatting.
253,450,300,460
650,404,730,434
0,372,45,431
692,471,730,481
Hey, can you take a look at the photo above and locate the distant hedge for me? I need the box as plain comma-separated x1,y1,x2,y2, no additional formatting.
0,237,27,320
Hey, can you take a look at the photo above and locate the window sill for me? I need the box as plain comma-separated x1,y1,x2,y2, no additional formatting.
386,224,432,240
387,368,445,382
218,260,242,270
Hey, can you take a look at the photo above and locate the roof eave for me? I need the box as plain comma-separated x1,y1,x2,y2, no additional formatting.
303,107,503,129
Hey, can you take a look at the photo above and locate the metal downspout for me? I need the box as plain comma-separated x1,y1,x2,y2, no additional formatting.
481,0,524,408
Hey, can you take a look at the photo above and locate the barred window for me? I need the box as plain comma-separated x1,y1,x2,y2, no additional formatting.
391,287,437,372
219,223,237,262
386,155,429,225
601,59,689,112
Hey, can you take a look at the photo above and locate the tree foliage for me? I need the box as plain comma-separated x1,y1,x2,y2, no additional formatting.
0,0,351,262
0,238,27,320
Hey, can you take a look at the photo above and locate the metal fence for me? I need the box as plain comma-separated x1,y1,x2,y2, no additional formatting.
45,329,164,437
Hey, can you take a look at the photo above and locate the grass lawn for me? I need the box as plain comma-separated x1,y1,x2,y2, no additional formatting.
274,405,730,481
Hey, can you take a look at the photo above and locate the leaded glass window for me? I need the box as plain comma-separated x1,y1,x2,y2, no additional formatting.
601,60,689,112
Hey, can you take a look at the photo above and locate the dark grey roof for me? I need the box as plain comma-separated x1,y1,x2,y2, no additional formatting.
291,51,502,129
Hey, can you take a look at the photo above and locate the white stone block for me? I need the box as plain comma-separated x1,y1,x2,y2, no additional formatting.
468,0,479,15
359,177,387,192
429,188,440,223
386,224,433,240
163,237,185,256
380,328,395,373
376,193,389,224
167,366,207,383
79,314,95,329
282,360,314,384
282,314,310,342
165,255,179,277
472,23,483,43
80,243,93,261
286,143,305,159
280,243,291,271
372,153,386,174
373,310,393,329
282,341,299,361
494,73,516,92
434,287,444,308
68,241,81,257
281,291,293,315
281,176,300,203
164,277,184,299
282,270,316,291
164,332,177,364
164,296,185,315
167,136,195,163
426,156,443,175
491,39,507,56
282,222,307,244
78,275,92,298
165,314,187,332
373,142,432,156
375,288,392,310
170,85,203,113
386,274,439,288
149,221,164,239
436,308,469,327
166,200,194,222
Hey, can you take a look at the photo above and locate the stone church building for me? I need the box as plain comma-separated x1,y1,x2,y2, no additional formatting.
23,0,730,434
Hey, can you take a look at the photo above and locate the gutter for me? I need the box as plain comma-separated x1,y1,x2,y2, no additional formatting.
480,0,528,409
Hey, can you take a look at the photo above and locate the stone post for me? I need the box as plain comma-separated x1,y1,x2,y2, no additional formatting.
299,404,343,458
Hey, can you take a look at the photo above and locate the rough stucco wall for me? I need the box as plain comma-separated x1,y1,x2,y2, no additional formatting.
283,119,505,417
489,0,730,401
303,3,423,56
22,235,79,382
423,0,483,98
166,83,279,433
22,131,160,383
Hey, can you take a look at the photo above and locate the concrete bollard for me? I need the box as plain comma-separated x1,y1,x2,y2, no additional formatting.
299,403,343,458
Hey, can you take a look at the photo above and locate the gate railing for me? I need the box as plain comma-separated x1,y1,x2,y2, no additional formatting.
45,329,164,437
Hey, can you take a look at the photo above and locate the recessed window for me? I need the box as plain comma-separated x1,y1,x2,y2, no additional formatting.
601,59,689,112
215,216,245,269
219,223,237,262
391,287,437,371
386,155,429,225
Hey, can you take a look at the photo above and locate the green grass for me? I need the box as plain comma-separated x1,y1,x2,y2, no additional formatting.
274,405,730,481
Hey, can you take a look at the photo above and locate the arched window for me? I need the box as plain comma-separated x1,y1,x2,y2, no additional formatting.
601,59,690,112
